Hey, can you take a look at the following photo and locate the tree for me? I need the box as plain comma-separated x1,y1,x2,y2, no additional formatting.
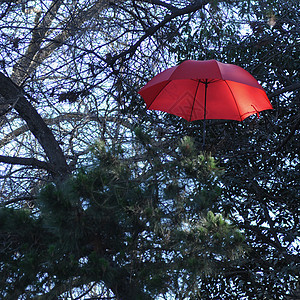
0,0,299,299
1,138,246,299
167,0,300,298
0,0,213,202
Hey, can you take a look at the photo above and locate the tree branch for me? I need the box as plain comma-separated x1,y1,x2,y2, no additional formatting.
269,82,300,98
12,0,117,83
275,116,300,152
138,0,177,12
250,180,285,251
106,0,210,65
11,0,64,84
0,112,134,148
3,196,36,206
0,155,54,171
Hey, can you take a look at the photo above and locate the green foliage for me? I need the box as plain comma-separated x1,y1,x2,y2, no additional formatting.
0,0,299,298
0,137,246,299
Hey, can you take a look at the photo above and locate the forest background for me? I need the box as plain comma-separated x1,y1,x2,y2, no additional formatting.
0,0,299,299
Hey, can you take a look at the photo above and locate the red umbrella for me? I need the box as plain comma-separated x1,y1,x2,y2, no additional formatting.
138,59,273,145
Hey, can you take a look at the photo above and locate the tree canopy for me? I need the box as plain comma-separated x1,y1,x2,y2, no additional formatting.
0,0,299,299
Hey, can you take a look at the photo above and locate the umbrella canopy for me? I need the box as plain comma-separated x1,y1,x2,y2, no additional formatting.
138,59,273,122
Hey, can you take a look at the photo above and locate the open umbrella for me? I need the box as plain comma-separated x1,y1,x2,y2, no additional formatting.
138,59,273,145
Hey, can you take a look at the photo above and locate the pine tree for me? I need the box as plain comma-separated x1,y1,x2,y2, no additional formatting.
0,135,246,299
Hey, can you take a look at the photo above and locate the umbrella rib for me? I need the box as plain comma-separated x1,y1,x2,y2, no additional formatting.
224,80,242,121
189,80,201,122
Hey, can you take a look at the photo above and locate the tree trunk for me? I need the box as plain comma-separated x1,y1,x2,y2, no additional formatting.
0,73,69,178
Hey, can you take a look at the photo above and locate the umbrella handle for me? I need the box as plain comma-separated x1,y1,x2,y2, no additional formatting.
203,80,208,149
203,119,206,148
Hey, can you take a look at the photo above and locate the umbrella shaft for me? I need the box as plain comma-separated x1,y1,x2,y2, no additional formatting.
204,79,208,120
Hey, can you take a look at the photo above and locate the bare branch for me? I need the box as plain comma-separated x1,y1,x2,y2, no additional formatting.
269,82,300,98
11,0,64,84
137,0,177,12
0,112,134,148
106,0,210,65
0,154,54,171
3,195,36,206
12,0,117,84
